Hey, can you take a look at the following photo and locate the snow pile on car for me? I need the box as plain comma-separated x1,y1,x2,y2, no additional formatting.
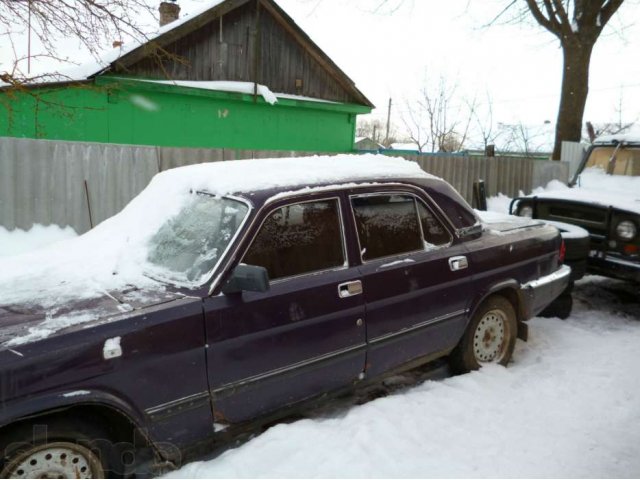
534,168,640,215
0,155,431,309
0,225,77,258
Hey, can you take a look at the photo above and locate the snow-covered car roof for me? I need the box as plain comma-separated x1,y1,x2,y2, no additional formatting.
0,155,436,310
593,132,640,145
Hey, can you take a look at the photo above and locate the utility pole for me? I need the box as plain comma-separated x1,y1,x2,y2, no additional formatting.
384,98,392,146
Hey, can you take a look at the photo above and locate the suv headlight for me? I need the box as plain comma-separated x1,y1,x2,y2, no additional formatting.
518,205,533,218
616,220,637,240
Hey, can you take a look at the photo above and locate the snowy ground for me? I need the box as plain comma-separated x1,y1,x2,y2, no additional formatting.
2,218,639,478
163,275,640,478
0,225,77,257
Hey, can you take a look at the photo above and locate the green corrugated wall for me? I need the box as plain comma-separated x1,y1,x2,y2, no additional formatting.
0,76,370,152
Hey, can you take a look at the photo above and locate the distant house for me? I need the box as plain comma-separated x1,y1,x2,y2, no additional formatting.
0,0,373,152
354,136,383,151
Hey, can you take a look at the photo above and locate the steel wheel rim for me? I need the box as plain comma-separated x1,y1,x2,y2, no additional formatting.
473,309,508,363
2,442,104,479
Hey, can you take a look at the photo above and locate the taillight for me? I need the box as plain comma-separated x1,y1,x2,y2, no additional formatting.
559,239,566,264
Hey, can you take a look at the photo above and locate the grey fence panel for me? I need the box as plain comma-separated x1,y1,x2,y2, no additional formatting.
561,141,587,178
0,137,572,234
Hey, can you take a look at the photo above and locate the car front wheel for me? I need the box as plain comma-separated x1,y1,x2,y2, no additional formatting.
1,441,105,479
450,295,517,373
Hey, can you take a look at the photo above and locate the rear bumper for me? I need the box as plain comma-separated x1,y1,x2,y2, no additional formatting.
587,254,640,282
520,265,572,319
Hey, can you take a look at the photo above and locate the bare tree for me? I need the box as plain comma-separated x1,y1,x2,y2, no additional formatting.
402,74,474,153
469,92,502,153
585,87,637,141
356,118,399,147
501,0,625,160
0,0,157,84
498,121,552,157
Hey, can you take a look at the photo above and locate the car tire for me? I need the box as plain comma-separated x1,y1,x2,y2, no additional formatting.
449,295,517,373
0,416,122,479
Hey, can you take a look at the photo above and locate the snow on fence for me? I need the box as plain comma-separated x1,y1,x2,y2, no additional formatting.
0,137,568,234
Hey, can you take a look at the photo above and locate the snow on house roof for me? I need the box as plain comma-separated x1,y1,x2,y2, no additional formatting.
51,0,228,82
138,79,279,104
390,142,420,151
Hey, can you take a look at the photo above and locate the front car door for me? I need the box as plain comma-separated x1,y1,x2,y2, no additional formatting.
202,194,366,425
347,186,475,378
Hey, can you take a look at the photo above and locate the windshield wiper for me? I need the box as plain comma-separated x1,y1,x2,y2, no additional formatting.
606,141,624,175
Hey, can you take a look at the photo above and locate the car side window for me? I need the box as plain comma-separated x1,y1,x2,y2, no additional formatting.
242,199,345,281
417,201,452,247
351,194,423,261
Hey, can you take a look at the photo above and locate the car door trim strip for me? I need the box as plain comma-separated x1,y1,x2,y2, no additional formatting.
145,391,211,420
210,343,367,399
369,309,468,345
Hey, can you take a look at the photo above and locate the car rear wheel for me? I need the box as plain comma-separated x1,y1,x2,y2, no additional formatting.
450,295,517,373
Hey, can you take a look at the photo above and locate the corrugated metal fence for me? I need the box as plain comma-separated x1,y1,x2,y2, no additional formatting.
0,137,568,234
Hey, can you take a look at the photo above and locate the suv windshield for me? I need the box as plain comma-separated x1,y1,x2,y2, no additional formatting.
146,194,250,286
585,146,640,176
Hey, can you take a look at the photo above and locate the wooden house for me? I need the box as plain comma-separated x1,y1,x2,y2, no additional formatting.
0,0,373,152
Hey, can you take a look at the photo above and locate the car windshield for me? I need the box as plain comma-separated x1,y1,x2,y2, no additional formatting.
585,146,640,176
145,194,250,286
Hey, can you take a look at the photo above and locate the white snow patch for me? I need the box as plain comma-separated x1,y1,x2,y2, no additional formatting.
4,312,98,347
537,168,640,215
138,79,279,105
129,94,160,112
62,390,91,398
486,192,513,214
0,225,77,257
380,258,416,268
594,131,640,144
103,336,122,359
543,220,589,240
275,93,339,104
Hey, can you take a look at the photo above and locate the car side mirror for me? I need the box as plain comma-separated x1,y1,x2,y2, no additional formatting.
222,264,270,295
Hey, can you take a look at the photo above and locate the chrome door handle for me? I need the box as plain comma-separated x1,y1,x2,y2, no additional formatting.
338,280,363,298
448,256,468,271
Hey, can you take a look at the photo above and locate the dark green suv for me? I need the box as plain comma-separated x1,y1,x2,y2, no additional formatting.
511,135,640,283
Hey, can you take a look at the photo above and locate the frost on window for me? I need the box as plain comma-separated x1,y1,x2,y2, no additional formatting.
243,200,344,280
417,201,451,248
352,195,422,261
146,194,249,285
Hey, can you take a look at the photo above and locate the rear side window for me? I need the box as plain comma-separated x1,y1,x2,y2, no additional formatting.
243,199,345,280
418,202,451,247
351,195,422,261
351,194,452,261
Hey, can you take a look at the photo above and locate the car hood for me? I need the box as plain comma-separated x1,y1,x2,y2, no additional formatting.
532,187,640,215
0,286,185,350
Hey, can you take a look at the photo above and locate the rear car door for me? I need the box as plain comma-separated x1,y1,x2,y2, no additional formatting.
202,194,366,424
348,187,474,378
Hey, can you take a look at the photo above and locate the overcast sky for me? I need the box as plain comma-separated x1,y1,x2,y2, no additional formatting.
2,0,639,136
